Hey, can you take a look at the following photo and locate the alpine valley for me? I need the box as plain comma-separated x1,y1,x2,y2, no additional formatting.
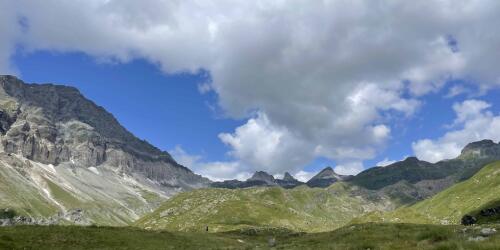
2,76,500,249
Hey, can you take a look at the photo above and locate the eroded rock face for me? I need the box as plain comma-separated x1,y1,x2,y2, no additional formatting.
460,140,500,159
0,75,209,189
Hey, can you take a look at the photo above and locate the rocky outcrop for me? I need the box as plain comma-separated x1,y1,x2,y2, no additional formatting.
0,209,89,226
459,139,500,159
0,75,209,189
248,171,276,184
275,172,303,188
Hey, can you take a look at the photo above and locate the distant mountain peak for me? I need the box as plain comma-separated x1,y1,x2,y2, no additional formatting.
313,166,338,178
306,166,347,188
283,172,296,181
460,139,498,158
403,156,420,163
248,171,275,184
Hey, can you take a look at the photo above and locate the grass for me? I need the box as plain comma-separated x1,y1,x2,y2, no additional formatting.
44,178,83,208
1,223,500,249
135,183,394,232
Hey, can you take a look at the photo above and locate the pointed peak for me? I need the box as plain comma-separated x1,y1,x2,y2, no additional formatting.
308,166,339,181
403,156,420,163
283,172,296,181
319,166,334,173
248,171,275,183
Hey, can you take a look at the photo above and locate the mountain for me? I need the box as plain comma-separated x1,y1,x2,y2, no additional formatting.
0,75,209,225
352,160,500,226
306,167,351,188
135,183,395,232
248,171,276,184
347,140,500,203
137,139,500,232
275,172,303,188
211,171,304,189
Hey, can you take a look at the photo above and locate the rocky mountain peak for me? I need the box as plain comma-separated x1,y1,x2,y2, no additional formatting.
283,172,296,181
312,166,337,179
460,139,500,158
248,171,275,184
0,75,209,189
306,166,346,188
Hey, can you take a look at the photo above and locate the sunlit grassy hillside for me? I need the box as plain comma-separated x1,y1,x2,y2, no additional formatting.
135,183,395,232
353,161,500,225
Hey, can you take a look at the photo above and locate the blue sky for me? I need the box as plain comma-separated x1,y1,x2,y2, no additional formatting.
3,1,500,181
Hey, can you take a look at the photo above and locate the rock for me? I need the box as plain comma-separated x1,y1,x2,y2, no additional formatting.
468,236,487,242
0,75,210,189
480,228,497,237
268,237,276,247
460,139,500,158
480,206,500,217
248,171,276,184
461,215,477,226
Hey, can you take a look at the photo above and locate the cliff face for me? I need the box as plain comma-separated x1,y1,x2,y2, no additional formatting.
0,75,209,225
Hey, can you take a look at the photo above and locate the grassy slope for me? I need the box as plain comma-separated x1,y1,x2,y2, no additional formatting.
135,183,394,232
353,160,500,225
0,155,168,226
0,166,59,217
1,223,500,249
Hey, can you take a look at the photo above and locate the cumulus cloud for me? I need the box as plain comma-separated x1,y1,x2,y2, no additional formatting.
413,99,500,163
294,170,317,183
376,158,397,167
2,1,500,178
219,112,314,175
334,162,365,176
171,146,250,181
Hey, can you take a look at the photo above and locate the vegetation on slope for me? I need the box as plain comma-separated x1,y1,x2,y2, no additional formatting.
1,223,500,249
353,161,500,225
135,183,395,232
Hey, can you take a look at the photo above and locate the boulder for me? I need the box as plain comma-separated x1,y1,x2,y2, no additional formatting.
461,215,477,226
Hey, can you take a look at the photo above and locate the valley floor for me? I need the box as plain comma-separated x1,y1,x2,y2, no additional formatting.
1,223,500,249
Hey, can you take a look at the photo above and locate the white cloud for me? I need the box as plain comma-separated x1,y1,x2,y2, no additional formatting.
170,146,250,181
294,170,317,183
334,162,364,176
2,1,500,177
413,99,500,163
219,112,314,175
445,85,469,98
376,158,397,167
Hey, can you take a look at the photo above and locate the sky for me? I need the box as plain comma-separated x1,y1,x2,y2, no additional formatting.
2,1,500,182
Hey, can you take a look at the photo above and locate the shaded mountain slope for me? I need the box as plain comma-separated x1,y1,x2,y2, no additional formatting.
352,160,500,225
348,140,500,203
